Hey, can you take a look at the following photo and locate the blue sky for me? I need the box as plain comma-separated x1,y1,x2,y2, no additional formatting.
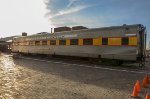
0,0,150,47
45,0,150,47
45,0,150,28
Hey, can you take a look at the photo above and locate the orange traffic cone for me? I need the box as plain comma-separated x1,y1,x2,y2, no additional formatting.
145,93,150,99
131,85,139,97
135,80,140,92
142,76,148,88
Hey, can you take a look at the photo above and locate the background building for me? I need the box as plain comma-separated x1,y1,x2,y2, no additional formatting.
0,36,18,52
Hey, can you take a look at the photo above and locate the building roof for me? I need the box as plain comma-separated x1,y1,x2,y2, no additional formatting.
0,36,19,42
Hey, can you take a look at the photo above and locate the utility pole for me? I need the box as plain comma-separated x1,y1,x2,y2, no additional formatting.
51,28,53,33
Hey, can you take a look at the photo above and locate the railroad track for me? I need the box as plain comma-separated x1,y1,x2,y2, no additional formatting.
11,54,150,75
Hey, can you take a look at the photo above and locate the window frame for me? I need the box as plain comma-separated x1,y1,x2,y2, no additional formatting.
50,40,56,45
35,41,40,46
102,38,108,45
42,40,47,45
83,38,93,45
70,39,78,45
59,39,66,45
122,37,129,45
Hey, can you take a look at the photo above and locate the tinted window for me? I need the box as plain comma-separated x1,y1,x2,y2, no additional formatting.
42,41,47,45
50,40,56,45
29,41,34,45
35,41,40,45
24,41,29,46
122,37,129,45
83,38,93,45
13,42,18,46
59,40,66,45
70,39,78,45
102,38,108,45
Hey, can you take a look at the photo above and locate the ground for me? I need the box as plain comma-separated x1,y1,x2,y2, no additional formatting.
0,53,150,99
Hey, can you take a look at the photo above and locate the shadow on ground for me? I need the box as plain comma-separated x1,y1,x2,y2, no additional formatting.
12,56,147,93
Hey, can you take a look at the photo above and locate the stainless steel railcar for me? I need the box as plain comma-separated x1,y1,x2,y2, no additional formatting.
11,24,146,65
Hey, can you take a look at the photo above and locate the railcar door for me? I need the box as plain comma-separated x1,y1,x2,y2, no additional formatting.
138,24,146,65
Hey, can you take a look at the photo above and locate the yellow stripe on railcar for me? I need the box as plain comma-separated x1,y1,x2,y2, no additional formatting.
108,38,121,46
47,40,50,45
129,37,137,46
66,39,70,45
93,37,102,45
79,39,83,45
56,40,59,45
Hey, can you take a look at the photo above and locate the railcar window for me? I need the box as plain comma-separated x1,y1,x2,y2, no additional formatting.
102,38,108,45
24,41,29,46
29,41,34,45
13,42,18,46
70,39,78,45
122,37,129,45
20,42,24,46
50,40,56,45
13,42,15,46
35,41,40,45
18,42,20,45
12,43,15,46
83,38,93,45
23,42,25,46
42,41,47,45
22,42,25,46
59,40,66,45
16,42,19,46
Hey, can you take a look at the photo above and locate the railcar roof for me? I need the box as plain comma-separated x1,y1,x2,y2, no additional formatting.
16,24,143,39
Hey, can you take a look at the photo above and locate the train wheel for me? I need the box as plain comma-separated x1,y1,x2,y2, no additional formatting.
114,60,123,65
139,61,145,68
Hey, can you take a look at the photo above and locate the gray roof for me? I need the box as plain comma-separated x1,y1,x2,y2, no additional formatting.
0,36,19,42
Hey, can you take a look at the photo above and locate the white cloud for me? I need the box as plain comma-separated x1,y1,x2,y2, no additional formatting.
67,0,79,7
50,14,109,28
45,0,94,27
45,0,91,18
49,5,89,18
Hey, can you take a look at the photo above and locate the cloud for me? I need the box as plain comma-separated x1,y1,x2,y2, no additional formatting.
49,13,111,28
67,0,79,7
44,0,93,26
44,0,120,28
49,5,89,18
45,0,91,18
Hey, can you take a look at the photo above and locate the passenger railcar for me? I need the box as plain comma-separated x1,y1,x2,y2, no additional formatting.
11,24,146,65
